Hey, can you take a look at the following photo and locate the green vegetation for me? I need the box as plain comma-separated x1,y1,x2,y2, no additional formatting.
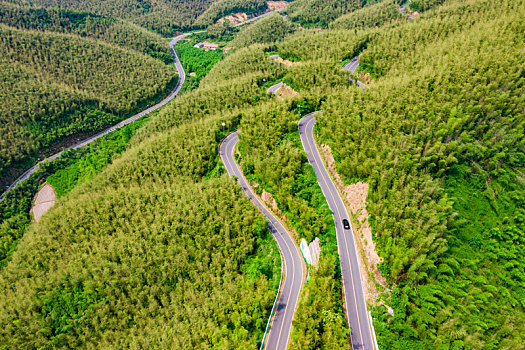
287,0,378,28
5,0,215,35
311,0,525,347
409,0,446,13
175,41,224,91
0,23,176,186
291,255,349,349
47,120,148,198
231,14,295,48
0,120,145,267
331,0,405,30
0,31,288,348
196,0,268,26
1,0,524,348
0,3,173,63
237,100,349,346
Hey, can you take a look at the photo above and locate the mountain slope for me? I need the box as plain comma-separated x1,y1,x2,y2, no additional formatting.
0,3,173,62
0,24,176,185
3,0,216,35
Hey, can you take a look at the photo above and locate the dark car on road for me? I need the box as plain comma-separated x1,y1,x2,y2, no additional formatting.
342,219,350,230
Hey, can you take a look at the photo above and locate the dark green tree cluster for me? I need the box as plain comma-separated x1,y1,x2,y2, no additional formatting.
4,0,216,35
0,24,176,186
409,0,446,13
290,255,349,349
196,0,268,26
231,14,295,48
175,41,224,91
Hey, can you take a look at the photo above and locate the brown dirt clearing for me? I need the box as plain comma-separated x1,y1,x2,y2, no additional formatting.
31,183,56,222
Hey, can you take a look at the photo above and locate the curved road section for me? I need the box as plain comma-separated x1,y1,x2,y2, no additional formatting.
343,57,368,89
220,132,304,350
1,33,191,200
299,112,374,350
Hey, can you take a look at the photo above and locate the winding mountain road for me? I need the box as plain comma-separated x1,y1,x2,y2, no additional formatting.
343,57,369,89
1,7,289,200
220,132,304,350
299,112,375,350
233,8,286,27
0,33,191,200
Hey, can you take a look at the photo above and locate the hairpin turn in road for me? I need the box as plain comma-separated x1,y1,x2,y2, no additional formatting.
219,131,304,350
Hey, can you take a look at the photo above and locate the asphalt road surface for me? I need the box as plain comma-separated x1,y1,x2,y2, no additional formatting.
343,57,369,89
267,81,284,101
220,132,304,350
267,81,284,94
0,33,191,200
299,112,375,350
233,8,286,27
343,57,360,74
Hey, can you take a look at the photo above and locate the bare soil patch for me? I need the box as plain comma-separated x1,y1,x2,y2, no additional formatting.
318,144,388,302
355,71,373,85
267,1,288,10
274,56,301,66
276,84,299,99
218,12,249,25
31,183,56,222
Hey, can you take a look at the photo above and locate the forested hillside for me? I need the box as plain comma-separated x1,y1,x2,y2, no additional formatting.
196,0,268,26
330,0,405,30
0,42,285,346
0,3,173,62
231,13,295,48
2,0,215,35
286,0,374,27
1,0,523,348
0,24,176,186
314,0,524,348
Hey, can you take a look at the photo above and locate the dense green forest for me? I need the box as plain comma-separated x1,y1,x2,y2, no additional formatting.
0,21,176,187
0,3,173,62
0,79,282,348
175,41,224,91
0,119,146,267
196,0,268,26
330,0,405,30
0,21,288,347
287,0,377,28
2,0,215,35
1,0,524,348
313,0,524,348
231,13,295,48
